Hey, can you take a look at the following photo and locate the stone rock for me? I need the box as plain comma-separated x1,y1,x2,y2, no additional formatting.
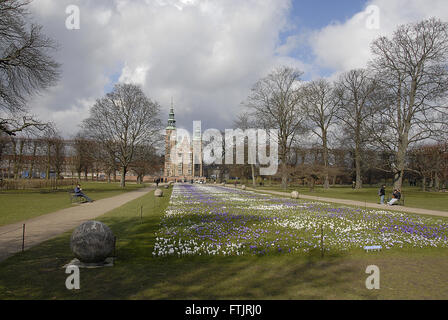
291,191,299,199
241,185,246,190
154,188,163,197
70,221,115,263
164,184,169,189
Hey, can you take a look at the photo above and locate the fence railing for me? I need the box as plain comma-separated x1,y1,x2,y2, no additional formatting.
0,178,78,191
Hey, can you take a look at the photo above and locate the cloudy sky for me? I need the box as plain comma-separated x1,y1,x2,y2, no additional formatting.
26,0,448,138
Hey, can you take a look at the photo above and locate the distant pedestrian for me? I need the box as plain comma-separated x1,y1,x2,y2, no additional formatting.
378,185,386,204
352,181,356,189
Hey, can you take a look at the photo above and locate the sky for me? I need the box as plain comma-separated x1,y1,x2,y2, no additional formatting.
24,0,448,138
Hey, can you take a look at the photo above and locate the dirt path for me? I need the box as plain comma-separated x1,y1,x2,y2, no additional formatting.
0,187,153,262
223,184,448,218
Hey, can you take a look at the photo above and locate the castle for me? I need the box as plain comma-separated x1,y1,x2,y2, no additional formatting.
163,103,205,182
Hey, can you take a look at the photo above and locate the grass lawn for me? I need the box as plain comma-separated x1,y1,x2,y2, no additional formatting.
0,182,147,226
1,185,448,299
255,184,448,212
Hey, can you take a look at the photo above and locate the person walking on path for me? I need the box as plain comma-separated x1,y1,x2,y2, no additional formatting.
74,184,93,203
378,185,386,204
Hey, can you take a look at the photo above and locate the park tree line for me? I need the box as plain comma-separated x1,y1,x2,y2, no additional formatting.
0,1,164,188
0,83,164,187
236,18,448,191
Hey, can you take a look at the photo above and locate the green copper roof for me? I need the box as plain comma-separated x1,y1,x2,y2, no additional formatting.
166,103,176,129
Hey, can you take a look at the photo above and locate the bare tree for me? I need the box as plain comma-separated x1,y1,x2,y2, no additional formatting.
409,142,448,191
82,83,161,187
300,79,338,189
130,144,162,184
245,66,306,189
368,18,448,189
334,69,379,189
0,0,60,135
233,112,257,187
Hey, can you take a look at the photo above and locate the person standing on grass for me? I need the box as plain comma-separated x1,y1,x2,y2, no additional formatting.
379,185,386,204
74,184,93,203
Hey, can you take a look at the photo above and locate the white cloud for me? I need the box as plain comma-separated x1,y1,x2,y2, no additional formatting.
310,0,448,74
119,63,150,86
24,0,448,138
27,0,296,137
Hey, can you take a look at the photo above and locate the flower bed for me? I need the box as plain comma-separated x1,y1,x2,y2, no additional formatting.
153,184,448,257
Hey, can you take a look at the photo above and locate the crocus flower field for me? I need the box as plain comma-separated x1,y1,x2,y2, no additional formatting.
153,184,448,257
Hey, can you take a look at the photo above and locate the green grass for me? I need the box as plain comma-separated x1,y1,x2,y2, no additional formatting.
255,185,448,212
1,186,448,299
0,182,147,226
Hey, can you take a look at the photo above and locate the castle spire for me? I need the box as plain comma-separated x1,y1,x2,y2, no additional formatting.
166,97,176,129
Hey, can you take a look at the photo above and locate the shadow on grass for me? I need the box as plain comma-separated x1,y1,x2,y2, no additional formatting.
0,188,412,300
0,214,367,300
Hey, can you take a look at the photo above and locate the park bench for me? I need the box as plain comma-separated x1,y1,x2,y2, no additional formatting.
68,190,86,204
387,194,405,206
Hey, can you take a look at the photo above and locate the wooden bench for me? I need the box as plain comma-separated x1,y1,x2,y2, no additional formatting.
68,190,86,204
387,194,405,206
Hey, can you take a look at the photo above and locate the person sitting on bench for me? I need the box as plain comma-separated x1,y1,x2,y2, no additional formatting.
387,189,401,206
74,184,93,202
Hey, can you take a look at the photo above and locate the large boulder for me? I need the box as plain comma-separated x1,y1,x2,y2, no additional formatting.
70,221,115,263
291,191,299,199
154,188,163,197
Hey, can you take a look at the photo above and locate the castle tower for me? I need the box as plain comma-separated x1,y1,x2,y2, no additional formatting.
164,100,176,178
163,100,203,182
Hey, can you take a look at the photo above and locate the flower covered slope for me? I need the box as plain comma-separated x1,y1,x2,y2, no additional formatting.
153,184,448,257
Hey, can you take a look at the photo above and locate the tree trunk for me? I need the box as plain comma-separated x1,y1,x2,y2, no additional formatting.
46,142,51,180
309,177,315,191
393,141,408,190
120,166,127,188
281,160,287,190
251,164,256,187
434,173,440,192
17,140,24,179
355,157,362,189
354,135,362,189
322,133,330,189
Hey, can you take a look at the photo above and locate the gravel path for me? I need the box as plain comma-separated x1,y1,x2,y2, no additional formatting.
224,184,448,218
0,187,153,262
